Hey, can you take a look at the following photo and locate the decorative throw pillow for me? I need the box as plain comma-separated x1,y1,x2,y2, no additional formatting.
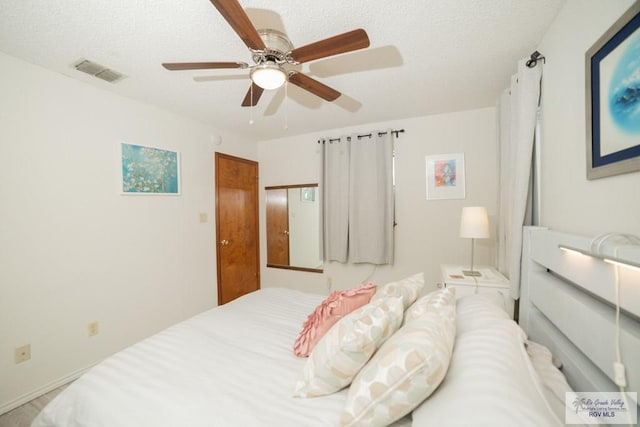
370,272,424,309
404,287,456,325
293,296,404,398
340,293,456,427
293,283,376,357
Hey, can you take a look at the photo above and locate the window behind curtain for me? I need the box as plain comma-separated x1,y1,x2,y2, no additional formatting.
321,131,395,265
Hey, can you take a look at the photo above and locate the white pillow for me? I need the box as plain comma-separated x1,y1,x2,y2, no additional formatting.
526,340,576,422
456,293,510,335
293,296,403,398
371,272,424,309
404,287,456,325
340,291,456,426
412,320,562,427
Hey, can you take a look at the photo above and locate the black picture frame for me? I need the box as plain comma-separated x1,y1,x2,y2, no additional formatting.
586,3,640,180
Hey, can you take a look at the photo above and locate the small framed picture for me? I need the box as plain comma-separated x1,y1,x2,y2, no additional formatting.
119,143,180,195
425,153,466,200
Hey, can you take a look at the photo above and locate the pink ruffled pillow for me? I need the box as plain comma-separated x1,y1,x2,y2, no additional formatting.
293,283,377,357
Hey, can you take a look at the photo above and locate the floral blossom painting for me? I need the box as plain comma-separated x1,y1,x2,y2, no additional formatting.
425,153,465,200
120,143,180,195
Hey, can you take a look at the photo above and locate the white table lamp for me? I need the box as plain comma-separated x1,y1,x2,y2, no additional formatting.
459,206,489,276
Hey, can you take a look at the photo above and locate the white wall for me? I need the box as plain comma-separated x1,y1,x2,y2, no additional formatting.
0,52,257,412
258,108,499,295
537,0,639,236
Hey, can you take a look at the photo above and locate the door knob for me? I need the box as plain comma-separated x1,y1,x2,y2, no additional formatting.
220,239,230,246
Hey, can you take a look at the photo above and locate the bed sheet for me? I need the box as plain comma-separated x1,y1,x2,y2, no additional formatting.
33,288,411,427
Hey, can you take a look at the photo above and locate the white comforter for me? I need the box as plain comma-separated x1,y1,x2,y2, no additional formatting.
33,288,410,427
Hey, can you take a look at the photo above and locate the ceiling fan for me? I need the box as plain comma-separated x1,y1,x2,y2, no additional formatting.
162,0,370,107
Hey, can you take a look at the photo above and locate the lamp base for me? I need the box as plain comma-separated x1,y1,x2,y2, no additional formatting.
462,270,482,277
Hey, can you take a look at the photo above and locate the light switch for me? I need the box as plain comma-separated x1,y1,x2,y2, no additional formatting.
199,213,208,223
88,321,99,337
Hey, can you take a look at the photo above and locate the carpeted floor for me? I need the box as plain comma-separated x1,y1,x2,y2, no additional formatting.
0,384,69,427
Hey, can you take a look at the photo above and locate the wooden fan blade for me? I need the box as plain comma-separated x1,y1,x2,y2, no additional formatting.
241,83,264,107
288,72,341,102
162,62,248,71
289,29,370,64
209,0,266,50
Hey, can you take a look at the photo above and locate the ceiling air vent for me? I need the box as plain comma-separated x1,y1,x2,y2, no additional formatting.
73,59,125,83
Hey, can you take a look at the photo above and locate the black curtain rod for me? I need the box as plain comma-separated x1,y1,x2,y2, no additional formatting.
317,129,405,144
526,51,545,68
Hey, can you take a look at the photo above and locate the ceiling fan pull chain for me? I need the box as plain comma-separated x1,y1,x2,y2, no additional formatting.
284,81,288,130
249,83,254,125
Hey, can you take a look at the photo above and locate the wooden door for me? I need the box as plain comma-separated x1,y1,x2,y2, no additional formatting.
215,153,260,305
266,188,289,266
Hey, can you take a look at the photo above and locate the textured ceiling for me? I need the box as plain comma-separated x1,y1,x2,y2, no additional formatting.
0,0,565,141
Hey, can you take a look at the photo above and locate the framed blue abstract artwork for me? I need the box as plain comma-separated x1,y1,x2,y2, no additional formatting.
119,143,180,195
586,2,640,179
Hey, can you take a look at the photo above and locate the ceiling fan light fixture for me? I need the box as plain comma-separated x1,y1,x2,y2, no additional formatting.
250,62,287,90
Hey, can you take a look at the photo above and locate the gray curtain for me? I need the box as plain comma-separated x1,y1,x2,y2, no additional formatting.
321,136,350,262
497,59,542,299
321,131,394,265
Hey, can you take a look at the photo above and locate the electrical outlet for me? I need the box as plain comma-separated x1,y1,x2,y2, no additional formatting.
14,344,31,364
88,321,99,337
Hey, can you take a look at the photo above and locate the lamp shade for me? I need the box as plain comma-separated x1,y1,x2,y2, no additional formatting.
459,207,490,239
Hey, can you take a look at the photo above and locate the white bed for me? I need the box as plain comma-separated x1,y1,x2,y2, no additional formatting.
32,288,386,427
32,227,639,426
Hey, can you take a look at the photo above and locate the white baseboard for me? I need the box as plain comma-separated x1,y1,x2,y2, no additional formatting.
0,365,93,416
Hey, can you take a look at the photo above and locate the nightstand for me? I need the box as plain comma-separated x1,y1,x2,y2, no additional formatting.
440,264,514,317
